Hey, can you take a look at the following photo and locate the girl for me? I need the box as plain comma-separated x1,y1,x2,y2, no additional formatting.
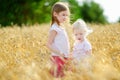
72,19,92,68
46,2,70,78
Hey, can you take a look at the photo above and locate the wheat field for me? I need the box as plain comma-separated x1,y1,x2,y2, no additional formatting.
0,23,120,80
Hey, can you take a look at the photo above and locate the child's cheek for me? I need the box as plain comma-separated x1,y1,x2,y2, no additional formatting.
75,36,78,40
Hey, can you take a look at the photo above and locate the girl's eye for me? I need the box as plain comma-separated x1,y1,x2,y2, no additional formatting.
63,14,68,16
75,34,78,36
63,14,66,16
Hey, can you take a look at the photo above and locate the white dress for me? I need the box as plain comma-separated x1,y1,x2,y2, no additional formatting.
50,23,70,57
73,39,92,61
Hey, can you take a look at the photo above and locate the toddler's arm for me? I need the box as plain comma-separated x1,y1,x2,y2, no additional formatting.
86,49,92,54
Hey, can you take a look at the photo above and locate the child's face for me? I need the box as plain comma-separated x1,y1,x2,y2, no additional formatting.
54,10,69,23
73,29,86,42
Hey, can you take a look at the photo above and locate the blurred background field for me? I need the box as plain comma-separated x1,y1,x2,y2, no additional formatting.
0,23,120,80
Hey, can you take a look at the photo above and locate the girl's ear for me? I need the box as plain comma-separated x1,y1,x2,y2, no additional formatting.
53,12,57,17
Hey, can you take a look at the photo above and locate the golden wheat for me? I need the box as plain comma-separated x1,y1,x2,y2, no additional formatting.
0,23,120,80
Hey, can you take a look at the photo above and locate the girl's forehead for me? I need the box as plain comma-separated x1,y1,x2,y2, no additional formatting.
58,10,69,15
74,28,85,32
73,29,85,34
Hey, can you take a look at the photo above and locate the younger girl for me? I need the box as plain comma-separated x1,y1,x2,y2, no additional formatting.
72,19,92,68
46,2,70,78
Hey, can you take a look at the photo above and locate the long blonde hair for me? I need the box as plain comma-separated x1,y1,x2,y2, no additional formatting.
51,2,70,25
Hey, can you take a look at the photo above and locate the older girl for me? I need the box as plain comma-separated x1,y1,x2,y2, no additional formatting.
46,2,70,78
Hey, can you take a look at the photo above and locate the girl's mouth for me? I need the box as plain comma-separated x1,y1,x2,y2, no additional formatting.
78,38,81,40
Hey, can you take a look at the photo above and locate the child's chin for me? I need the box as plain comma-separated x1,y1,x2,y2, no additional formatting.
77,40,81,42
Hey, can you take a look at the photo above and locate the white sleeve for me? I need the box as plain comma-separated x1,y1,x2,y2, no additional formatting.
50,25,59,33
84,42,92,51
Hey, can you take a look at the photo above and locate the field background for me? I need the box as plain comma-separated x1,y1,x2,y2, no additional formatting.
0,23,120,80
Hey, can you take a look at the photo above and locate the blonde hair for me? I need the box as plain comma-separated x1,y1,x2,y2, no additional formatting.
72,19,92,36
51,2,70,25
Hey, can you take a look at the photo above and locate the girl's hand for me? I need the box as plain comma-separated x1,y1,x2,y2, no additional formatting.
69,52,73,60
59,52,65,57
